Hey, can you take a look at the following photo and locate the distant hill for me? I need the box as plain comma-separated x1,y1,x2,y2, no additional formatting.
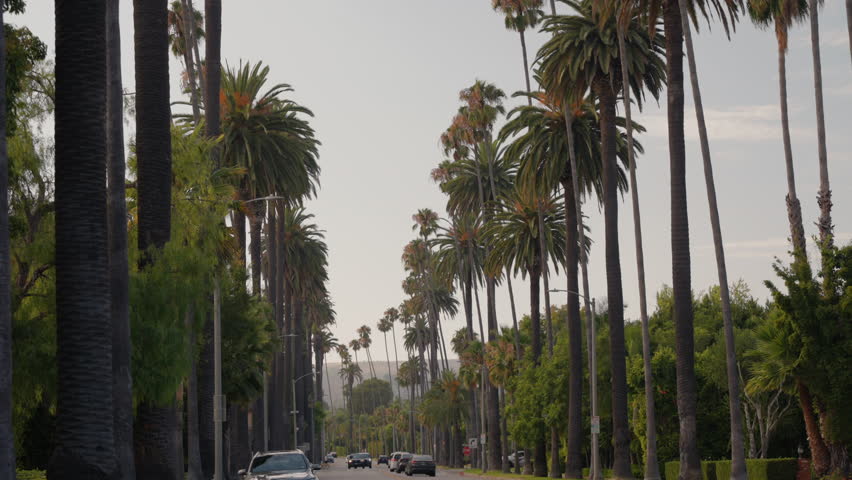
318,360,459,409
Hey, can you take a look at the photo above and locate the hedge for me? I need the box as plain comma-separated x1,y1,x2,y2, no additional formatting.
580,465,643,478
664,458,798,480
16,471,46,480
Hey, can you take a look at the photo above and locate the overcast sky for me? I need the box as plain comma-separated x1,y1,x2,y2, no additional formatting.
15,1,852,364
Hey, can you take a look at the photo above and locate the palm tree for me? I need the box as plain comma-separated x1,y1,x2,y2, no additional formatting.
501,92,605,479
0,6,10,479
166,0,204,119
132,0,180,477
339,357,363,451
664,0,751,475
538,4,664,476
358,325,377,379
484,187,566,478
749,0,808,255
107,1,135,478
805,0,832,246
491,0,544,102
378,313,398,449
200,0,221,474
49,1,117,478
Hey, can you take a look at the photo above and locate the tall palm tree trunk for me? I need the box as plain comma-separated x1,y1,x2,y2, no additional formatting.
133,1,179,477
807,0,832,248
662,3,701,480
563,106,600,480
250,207,266,452
391,324,403,404
775,26,807,255
47,2,113,478
107,1,135,478
0,9,11,480
560,177,583,480
616,27,660,480
537,205,559,479
519,29,532,97
185,308,203,480
797,379,830,475
594,80,632,480
676,1,748,477
529,250,548,478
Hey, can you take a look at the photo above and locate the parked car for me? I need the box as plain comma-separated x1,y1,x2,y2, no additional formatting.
324,453,334,463
328,452,338,458
396,453,413,474
405,454,436,477
507,451,525,468
378,455,389,465
389,452,407,472
238,450,320,480
348,452,373,469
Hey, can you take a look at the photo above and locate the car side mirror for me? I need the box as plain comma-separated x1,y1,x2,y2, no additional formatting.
312,464,322,471
237,469,246,476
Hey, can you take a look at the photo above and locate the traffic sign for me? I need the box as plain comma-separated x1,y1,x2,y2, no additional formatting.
469,438,478,448
463,446,471,456
591,416,600,434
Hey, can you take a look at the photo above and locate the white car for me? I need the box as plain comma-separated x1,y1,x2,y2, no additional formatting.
389,452,408,472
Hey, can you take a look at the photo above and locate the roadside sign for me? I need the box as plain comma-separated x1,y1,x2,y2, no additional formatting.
469,438,478,448
463,446,471,456
591,416,600,434
480,433,486,445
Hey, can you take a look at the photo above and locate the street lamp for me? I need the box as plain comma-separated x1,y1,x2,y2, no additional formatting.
550,288,600,480
293,370,316,453
214,194,287,479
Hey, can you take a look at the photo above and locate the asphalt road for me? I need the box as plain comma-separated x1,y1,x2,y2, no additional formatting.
316,459,458,480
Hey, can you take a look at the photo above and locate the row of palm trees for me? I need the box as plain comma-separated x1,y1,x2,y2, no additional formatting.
373,0,846,479
0,1,341,479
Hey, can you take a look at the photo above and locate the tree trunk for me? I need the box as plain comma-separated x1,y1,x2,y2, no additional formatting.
0,8,11,479
796,380,830,476
132,0,179,477
616,27,660,480
664,3,701,480
198,310,215,478
519,29,532,100
676,1,749,477
808,0,833,247
594,79,632,480
500,388,509,473
560,177,583,480
775,30,806,254
529,255,547,478
185,307,203,480
107,1,135,477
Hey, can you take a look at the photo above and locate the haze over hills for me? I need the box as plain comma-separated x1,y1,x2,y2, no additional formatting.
320,360,459,409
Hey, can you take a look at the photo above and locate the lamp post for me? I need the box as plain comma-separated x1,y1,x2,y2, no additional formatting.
550,288,600,480
293,371,316,452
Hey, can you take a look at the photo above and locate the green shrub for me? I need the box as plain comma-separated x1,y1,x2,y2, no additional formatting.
666,458,798,480
16,470,46,480
664,461,713,480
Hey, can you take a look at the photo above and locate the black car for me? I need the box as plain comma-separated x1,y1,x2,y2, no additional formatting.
396,453,413,474
348,452,372,469
405,454,436,477
378,455,389,465
238,450,320,480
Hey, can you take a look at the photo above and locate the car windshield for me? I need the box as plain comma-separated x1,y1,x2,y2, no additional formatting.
413,455,433,461
402,454,413,459
250,453,309,473
353,453,370,459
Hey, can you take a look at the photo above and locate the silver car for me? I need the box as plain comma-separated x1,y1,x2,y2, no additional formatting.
239,450,320,480
389,452,408,472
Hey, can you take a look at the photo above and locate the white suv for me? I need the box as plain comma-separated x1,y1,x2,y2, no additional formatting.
389,452,408,472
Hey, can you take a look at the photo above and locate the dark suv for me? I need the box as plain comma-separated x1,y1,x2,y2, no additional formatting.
378,455,389,465
348,452,372,469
